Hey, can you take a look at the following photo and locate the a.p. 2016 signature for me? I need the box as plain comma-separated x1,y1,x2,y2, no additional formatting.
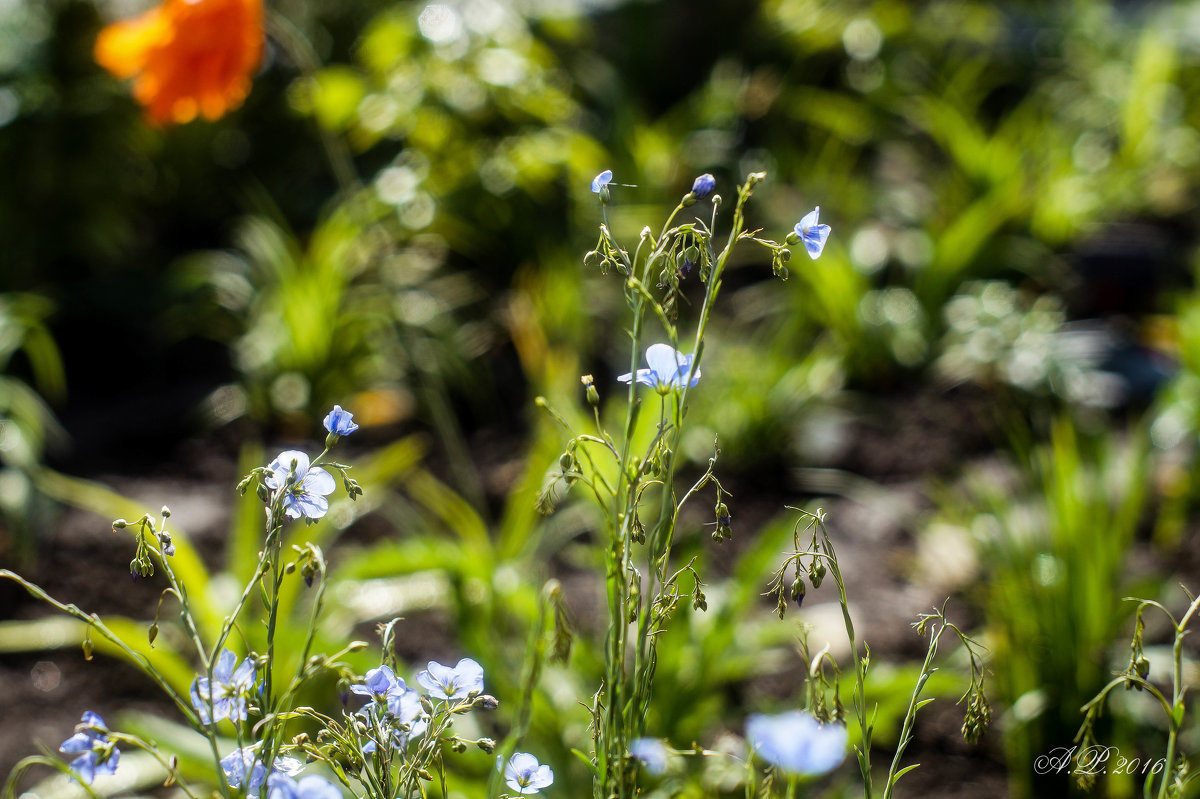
1034,746,1167,777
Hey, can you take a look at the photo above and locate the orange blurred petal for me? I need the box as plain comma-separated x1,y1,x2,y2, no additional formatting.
95,0,263,126
94,7,169,80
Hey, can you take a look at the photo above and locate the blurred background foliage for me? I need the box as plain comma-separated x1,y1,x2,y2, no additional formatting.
7,0,1200,796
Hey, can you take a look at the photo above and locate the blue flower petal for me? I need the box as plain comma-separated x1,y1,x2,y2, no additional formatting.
802,224,831,259
591,170,613,193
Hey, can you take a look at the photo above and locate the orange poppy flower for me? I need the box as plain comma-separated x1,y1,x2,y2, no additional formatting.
94,0,264,126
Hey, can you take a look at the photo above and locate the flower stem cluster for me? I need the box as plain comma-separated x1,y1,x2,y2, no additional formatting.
541,169,835,798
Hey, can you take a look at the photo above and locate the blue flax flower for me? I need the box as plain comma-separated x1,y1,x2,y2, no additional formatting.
417,657,484,701
266,774,343,799
264,450,336,521
629,738,670,776
504,752,554,795
746,711,847,776
351,665,406,707
323,405,359,438
618,344,700,394
190,649,257,724
794,207,832,260
59,712,119,784
590,170,613,193
690,173,716,199
361,688,427,754
221,747,303,796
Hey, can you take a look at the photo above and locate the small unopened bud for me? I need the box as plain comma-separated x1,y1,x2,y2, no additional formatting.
584,250,602,269
810,559,826,589
477,737,496,753
692,591,708,612
632,515,646,545
112,519,127,530
581,374,599,406
148,623,159,645
559,452,574,473
452,739,468,754
790,578,806,607
417,769,434,781
470,691,499,710
82,636,94,661
161,506,171,518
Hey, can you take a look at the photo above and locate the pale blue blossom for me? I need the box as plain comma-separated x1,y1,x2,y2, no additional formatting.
794,207,832,260
190,649,257,724
618,344,700,394
264,450,336,521
417,658,484,701
323,406,359,438
266,774,343,799
746,711,847,776
590,170,613,193
504,752,554,795
59,712,119,784
629,738,670,775
351,665,406,705
220,747,304,795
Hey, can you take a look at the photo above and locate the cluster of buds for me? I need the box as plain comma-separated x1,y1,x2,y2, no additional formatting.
960,684,991,745
711,502,732,542
691,572,708,612
1123,608,1150,691
808,557,826,589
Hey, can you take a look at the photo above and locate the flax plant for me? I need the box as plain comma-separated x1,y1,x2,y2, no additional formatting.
537,170,829,798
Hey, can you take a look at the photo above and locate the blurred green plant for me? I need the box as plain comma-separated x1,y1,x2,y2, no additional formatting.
936,417,1152,797
0,292,66,562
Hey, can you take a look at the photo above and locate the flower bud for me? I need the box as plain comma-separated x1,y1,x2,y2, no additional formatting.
477,738,496,753
112,519,127,530
584,250,602,269
161,506,171,518
785,230,801,245
148,623,159,645
790,577,806,607
581,374,599,406
809,559,826,589
691,173,716,200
